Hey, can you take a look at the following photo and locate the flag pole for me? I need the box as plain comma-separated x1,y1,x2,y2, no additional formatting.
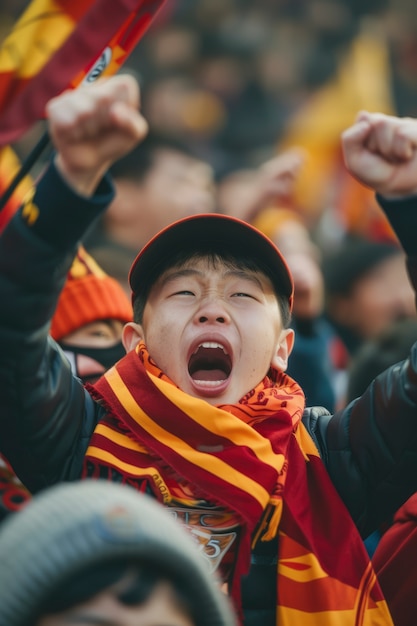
0,131,50,212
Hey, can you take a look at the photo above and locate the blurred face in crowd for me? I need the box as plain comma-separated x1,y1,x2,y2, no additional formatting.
60,320,125,384
138,147,215,222
107,148,215,250
123,256,294,406
328,252,416,340
37,578,194,626
269,217,324,321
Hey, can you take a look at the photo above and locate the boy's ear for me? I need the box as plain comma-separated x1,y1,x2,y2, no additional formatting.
122,322,144,352
271,328,295,372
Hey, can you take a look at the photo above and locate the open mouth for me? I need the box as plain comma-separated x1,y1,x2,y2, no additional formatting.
188,342,232,384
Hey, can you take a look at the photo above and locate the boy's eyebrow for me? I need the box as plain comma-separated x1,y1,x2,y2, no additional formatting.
158,267,204,287
159,267,266,291
223,269,264,290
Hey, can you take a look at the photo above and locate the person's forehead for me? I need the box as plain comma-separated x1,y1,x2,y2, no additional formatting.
63,319,124,341
163,254,259,273
153,256,275,291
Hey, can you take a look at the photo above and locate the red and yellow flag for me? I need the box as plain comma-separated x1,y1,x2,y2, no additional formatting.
0,0,167,226
0,0,167,146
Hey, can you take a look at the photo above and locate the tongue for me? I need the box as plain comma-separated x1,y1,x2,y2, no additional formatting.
192,369,226,381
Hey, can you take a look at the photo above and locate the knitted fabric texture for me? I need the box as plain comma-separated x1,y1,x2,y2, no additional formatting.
50,246,133,341
0,479,236,626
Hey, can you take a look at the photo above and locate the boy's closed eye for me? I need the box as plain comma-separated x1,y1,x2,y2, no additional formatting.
172,290,195,296
232,292,256,299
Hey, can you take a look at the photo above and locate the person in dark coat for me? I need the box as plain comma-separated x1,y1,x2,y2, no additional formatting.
1,77,417,625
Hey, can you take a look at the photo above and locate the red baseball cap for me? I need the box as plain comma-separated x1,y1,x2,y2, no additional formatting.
129,213,294,309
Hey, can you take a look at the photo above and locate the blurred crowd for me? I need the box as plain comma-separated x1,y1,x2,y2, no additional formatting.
2,0,417,406
2,3,417,624
3,0,417,210
1,0,416,215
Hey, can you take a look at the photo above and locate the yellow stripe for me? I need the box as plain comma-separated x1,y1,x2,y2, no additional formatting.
295,423,321,459
277,606,361,626
149,371,285,469
0,146,33,198
354,562,394,626
86,445,171,506
86,445,157,479
94,422,147,452
277,602,394,626
0,0,75,77
105,367,271,507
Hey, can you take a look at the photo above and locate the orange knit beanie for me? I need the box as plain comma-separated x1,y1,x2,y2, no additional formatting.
50,246,133,341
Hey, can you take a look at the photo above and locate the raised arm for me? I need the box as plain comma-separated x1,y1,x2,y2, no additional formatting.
341,110,417,198
308,111,417,536
0,75,148,491
48,75,148,196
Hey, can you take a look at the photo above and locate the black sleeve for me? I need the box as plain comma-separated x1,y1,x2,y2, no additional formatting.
0,161,114,492
306,193,417,537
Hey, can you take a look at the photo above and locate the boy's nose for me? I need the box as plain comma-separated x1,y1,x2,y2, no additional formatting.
195,299,230,324
198,313,226,323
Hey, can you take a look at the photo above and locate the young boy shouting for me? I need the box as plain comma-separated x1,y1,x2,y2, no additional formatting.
1,76,417,626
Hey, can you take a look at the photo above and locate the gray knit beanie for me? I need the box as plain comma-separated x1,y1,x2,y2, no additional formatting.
0,480,237,626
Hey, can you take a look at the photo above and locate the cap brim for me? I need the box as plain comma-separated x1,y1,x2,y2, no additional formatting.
129,213,293,308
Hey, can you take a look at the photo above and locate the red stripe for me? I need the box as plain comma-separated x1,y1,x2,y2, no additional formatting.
90,432,150,468
55,0,96,21
0,0,94,106
0,77,27,108
92,374,266,530
282,445,384,592
100,354,280,490
97,422,264,524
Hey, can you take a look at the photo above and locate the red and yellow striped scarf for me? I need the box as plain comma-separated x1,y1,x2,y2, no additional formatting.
86,342,393,626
